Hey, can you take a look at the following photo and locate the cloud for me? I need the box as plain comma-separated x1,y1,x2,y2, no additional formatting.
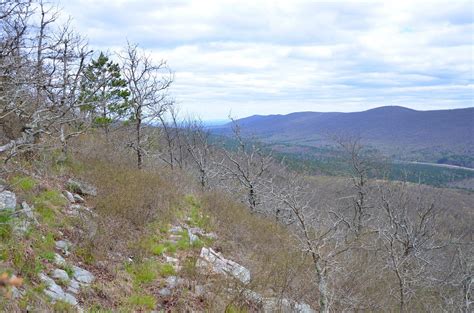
60,0,473,120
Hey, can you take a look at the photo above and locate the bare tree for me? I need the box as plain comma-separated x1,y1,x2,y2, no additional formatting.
120,42,173,169
218,120,273,211
375,181,444,312
182,117,215,190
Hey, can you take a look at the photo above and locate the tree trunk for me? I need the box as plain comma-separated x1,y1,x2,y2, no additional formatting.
316,263,330,313
136,115,142,169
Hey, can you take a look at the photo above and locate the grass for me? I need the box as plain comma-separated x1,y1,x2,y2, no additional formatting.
0,211,13,240
127,294,156,310
125,260,157,286
159,264,176,277
10,175,38,192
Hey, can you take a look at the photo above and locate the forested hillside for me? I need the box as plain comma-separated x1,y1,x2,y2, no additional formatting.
0,1,472,313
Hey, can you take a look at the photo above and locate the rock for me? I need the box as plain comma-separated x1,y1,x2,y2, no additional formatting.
169,225,182,234
11,286,22,299
67,279,80,294
52,269,70,282
197,247,251,284
0,190,16,210
67,179,97,197
20,202,34,220
73,194,85,203
72,265,94,284
63,191,75,203
242,289,314,313
169,234,182,241
55,240,72,255
13,219,30,235
39,273,77,306
188,229,199,244
165,276,185,289
165,256,179,264
158,287,172,297
53,253,67,267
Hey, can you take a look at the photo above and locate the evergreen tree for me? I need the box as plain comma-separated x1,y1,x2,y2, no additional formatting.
79,52,130,135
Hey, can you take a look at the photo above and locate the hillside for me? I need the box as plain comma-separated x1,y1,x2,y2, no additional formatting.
216,106,474,161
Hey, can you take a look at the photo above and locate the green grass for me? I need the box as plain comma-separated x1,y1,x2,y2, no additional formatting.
34,189,67,207
10,175,38,192
127,294,156,310
125,260,157,285
0,211,13,240
151,243,166,256
159,263,176,277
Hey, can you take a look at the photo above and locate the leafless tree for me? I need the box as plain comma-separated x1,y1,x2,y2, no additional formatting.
120,42,173,169
218,120,273,211
182,117,216,190
375,181,445,312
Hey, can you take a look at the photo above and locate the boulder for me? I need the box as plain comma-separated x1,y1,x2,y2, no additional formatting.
63,191,75,203
56,240,72,255
20,202,39,225
197,247,251,284
72,265,94,284
53,253,67,267
0,190,16,210
67,179,97,197
73,194,85,203
67,279,80,294
39,273,77,306
52,269,70,282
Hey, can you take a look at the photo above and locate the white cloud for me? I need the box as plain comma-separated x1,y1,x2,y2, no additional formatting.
60,0,474,120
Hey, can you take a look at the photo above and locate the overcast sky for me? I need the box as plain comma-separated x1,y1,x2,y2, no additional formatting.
60,0,473,120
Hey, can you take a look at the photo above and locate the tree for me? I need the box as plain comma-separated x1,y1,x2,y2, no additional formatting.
218,120,273,211
79,52,129,135
120,42,173,169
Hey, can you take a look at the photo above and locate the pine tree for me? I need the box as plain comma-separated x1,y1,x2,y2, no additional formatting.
79,52,130,135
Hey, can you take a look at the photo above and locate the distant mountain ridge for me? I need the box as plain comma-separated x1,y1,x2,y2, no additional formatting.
216,106,474,159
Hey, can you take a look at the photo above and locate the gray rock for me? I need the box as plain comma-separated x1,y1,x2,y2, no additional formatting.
55,240,72,255
63,191,75,203
39,273,77,306
13,219,30,235
165,256,179,264
52,269,70,282
20,202,35,220
165,276,185,289
158,288,172,297
67,279,80,294
73,194,85,203
72,265,94,284
53,253,67,267
196,247,251,284
0,190,16,210
67,179,97,197
169,225,183,234
188,229,199,244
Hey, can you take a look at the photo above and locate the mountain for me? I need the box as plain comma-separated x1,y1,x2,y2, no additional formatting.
216,106,474,159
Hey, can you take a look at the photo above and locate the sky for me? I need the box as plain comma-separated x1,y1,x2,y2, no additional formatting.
60,0,473,120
